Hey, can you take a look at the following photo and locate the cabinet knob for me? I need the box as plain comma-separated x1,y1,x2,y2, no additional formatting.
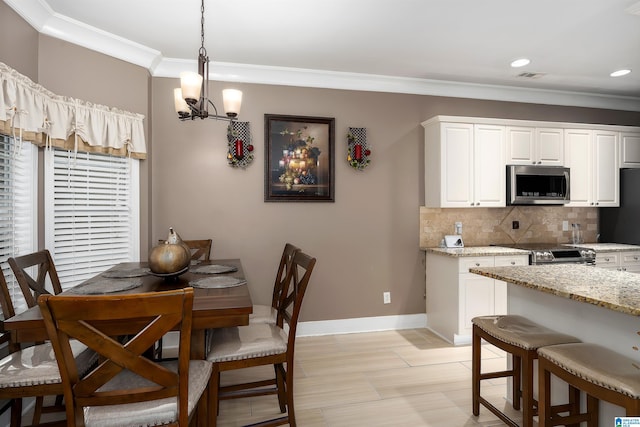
510,261,515,265
604,258,610,261
476,202,480,206
475,263,480,266
634,256,639,261
470,202,475,206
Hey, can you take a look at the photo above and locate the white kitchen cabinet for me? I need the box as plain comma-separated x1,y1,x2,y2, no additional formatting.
564,129,619,207
424,120,505,208
425,253,528,345
596,251,640,273
506,126,564,166
620,132,640,168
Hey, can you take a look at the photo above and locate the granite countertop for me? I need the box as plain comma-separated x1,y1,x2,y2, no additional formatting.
470,264,640,316
564,243,640,252
425,246,531,257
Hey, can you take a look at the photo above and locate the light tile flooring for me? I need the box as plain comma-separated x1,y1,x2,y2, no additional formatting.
22,329,522,426
216,328,522,427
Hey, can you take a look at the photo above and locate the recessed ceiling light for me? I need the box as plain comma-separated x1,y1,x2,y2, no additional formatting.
511,58,531,68
610,69,632,77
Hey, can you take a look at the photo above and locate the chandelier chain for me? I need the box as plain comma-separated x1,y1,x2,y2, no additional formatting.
200,0,205,51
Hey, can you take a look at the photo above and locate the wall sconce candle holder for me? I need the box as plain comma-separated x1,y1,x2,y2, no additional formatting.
347,127,371,171
227,121,254,168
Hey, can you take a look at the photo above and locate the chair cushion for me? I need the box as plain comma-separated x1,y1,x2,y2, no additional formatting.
207,324,287,363
538,343,640,399
472,315,580,351
249,304,277,324
0,339,96,388
83,360,212,427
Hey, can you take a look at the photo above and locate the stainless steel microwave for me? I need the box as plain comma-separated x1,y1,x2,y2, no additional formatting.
507,165,570,205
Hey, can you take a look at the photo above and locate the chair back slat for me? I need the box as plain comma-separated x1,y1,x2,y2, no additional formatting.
271,243,300,309
9,249,63,308
38,288,194,427
276,251,316,344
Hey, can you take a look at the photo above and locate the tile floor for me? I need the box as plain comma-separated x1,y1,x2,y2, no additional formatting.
20,328,522,426
216,328,521,426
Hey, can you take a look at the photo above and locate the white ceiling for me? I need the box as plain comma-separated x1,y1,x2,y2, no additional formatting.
6,0,640,111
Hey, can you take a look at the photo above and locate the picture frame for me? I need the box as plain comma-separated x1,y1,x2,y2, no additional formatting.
264,114,335,202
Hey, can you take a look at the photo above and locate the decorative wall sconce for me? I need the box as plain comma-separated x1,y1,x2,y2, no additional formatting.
227,121,254,168
347,127,371,171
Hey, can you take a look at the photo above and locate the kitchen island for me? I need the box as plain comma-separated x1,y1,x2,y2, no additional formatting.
470,264,640,422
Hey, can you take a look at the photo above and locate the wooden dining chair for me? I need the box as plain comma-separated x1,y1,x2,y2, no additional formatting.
249,243,300,325
8,249,63,308
157,238,213,261
154,238,212,360
0,266,96,427
38,288,212,427
207,250,316,427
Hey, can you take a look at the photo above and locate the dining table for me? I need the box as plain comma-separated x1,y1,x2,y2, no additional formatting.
1,258,253,359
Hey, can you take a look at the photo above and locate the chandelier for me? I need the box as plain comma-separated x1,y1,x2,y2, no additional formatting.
173,0,242,121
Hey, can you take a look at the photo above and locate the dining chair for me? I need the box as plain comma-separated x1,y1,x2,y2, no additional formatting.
154,238,212,360
249,243,300,325
207,250,316,427
0,266,96,427
157,238,213,261
38,287,213,427
8,249,63,308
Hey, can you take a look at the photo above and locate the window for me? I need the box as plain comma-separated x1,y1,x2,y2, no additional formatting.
44,149,140,289
0,134,37,314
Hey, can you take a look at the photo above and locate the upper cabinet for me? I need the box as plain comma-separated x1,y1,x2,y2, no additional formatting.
506,126,564,166
620,132,640,168
564,129,619,207
422,116,639,209
424,120,505,208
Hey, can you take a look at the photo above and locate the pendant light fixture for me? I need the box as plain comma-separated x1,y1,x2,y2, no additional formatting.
173,0,242,121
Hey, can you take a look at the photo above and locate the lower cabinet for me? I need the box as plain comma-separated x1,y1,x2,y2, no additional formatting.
595,251,640,273
425,253,528,345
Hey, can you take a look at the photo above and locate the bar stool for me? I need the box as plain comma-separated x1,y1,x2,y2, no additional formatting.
538,342,640,426
472,315,581,427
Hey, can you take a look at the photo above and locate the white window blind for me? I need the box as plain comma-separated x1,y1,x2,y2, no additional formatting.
0,134,37,314
45,149,140,289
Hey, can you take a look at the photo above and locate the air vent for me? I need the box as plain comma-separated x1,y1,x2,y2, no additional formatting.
516,72,546,79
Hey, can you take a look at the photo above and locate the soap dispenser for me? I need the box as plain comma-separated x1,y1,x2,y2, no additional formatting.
571,223,583,245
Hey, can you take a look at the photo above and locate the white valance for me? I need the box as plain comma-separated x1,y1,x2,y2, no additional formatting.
0,62,146,159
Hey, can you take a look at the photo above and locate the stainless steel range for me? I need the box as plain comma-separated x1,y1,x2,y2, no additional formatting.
506,243,596,265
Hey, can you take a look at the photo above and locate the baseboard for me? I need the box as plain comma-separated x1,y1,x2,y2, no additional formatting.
296,313,427,337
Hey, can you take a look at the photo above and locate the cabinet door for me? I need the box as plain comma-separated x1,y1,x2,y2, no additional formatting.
620,132,640,168
441,123,474,207
593,131,619,207
506,126,535,165
564,129,592,206
460,274,494,335
536,128,564,165
621,252,640,274
473,124,505,207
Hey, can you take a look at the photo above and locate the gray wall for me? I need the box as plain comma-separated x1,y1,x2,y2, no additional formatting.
3,2,640,323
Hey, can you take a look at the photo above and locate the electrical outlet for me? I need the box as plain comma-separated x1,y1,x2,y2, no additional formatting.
383,292,391,304
512,220,519,229
562,220,569,231
454,222,462,234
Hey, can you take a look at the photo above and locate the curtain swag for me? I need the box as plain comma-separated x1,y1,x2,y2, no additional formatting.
0,62,146,159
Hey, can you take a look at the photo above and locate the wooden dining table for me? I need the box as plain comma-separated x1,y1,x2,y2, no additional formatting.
1,258,253,359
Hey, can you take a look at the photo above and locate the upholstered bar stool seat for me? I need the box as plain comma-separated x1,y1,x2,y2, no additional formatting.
538,343,640,426
472,315,581,427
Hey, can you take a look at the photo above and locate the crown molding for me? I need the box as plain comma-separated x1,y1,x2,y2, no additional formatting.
7,0,640,112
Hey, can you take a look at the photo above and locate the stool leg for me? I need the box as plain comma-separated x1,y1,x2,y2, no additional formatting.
586,394,598,427
472,325,481,416
566,385,581,427
512,353,522,411
521,353,534,427
538,359,551,427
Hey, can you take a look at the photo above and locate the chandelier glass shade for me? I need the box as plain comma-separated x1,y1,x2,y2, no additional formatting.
174,0,242,121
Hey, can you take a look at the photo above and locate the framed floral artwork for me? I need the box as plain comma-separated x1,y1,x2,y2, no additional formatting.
264,114,335,202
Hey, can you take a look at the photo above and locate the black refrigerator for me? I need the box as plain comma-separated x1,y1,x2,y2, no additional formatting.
599,168,640,244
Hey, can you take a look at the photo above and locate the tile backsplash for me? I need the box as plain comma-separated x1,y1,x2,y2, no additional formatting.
419,206,598,248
